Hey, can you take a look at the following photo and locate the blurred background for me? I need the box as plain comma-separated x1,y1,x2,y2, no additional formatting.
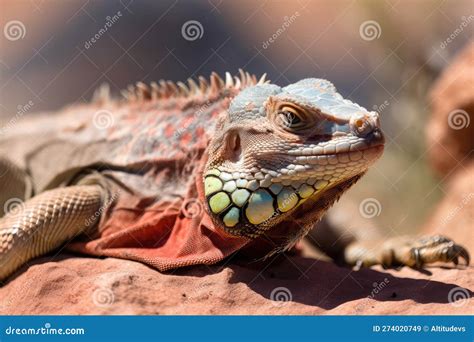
0,0,472,237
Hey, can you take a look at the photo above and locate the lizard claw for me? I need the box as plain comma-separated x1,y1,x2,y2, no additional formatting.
412,247,422,269
409,235,470,268
450,244,470,266
453,256,459,266
346,234,470,270
354,259,363,271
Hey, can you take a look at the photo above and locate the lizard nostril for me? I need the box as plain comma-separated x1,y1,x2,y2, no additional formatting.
355,119,364,128
350,115,373,137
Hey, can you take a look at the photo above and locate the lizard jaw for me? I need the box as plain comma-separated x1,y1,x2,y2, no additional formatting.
203,142,384,238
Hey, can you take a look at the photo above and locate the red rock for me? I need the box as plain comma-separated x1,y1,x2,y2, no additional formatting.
0,254,471,315
423,162,474,254
427,43,474,177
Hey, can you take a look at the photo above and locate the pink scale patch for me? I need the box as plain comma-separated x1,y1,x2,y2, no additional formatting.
180,131,193,148
164,124,176,138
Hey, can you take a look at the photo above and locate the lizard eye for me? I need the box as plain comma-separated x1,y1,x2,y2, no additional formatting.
277,105,305,130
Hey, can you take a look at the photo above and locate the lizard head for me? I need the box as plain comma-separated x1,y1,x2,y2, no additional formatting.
203,78,384,239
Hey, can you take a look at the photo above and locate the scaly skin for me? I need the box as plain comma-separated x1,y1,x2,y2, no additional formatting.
203,78,384,244
0,185,103,280
0,70,469,282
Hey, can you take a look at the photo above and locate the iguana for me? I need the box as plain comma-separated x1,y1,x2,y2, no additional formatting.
0,70,469,282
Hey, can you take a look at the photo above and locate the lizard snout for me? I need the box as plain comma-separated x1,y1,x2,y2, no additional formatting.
349,112,385,146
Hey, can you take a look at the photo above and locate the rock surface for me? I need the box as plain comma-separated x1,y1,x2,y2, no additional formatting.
0,254,471,315
427,43,474,177
423,162,474,253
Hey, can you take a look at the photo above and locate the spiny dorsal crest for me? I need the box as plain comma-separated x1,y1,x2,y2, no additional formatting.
118,69,269,102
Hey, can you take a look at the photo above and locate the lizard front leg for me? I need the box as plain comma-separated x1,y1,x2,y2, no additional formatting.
307,216,469,269
0,185,104,282
344,235,470,269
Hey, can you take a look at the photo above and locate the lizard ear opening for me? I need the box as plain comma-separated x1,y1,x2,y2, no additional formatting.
227,131,242,163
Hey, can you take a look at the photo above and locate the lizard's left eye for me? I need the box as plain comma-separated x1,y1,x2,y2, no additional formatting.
277,106,305,129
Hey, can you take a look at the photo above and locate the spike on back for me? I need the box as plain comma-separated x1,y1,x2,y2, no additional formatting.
92,83,112,104
119,70,270,102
